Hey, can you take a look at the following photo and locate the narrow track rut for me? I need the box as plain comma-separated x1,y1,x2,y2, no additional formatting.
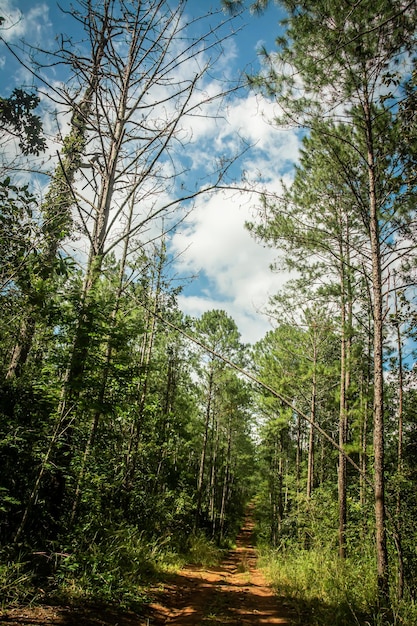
148,512,292,625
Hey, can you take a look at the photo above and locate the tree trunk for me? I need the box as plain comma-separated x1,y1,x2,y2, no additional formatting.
277,430,284,535
364,96,389,603
270,437,278,546
296,412,302,495
338,308,348,559
337,209,352,559
70,197,137,523
394,283,405,600
123,246,164,490
209,411,219,537
196,367,214,529
219,422,232,541
5,11,109,380
359,304,372,517
6,314,35,379
13,411,66,543
307,354,317,500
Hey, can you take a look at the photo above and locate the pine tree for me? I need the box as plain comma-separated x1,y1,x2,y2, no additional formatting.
245,0,417,600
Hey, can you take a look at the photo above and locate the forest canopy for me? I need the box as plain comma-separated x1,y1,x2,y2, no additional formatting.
1,1,417,624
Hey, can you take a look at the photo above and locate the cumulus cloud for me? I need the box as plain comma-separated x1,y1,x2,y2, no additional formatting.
171,184,295,344
0,1,300,344
0,1,51,44
182,87,300,191
169,85,301,345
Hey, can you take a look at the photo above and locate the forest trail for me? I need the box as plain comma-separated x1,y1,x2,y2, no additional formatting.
147,510,292,625
0,511,293,626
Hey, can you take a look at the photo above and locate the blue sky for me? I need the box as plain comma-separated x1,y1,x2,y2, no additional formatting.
0,0,300,344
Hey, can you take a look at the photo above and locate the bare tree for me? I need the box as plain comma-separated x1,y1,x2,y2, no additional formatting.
51,0,244,402
14,0,246,536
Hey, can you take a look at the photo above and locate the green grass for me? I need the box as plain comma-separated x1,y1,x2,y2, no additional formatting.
0,527,184,611
0,558,38,608
259,545,417,626
0,526,225,611
50,526,188,609
186,531,224,568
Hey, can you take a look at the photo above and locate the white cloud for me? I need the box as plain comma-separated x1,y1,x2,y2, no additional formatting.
0,1,51,43
171,186,294,344
183,89,300,188
177,291,275,345
0,2,300,346
169,85,301,345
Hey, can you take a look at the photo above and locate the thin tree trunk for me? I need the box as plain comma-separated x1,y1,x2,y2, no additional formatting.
394,283,405,600
6,314,36,379
364,96,389,602
296,412,301,494
151,347,178,495
359,372,369,508
270,437,278,546
277,430,284,535
209,411,219,537
338,308,348,559
124,246,165,488
337,203,354,559
195,367,214,529
6,10,110,380
319,436,325,486
359,304,372,517
70,196,136,523
394,284,404,490
307,355,317,500
219,417,232,540
124,305,155,480
13,408,73,543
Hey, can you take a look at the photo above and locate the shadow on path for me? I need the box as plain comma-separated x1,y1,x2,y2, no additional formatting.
148,511,293,625
0,511,295,626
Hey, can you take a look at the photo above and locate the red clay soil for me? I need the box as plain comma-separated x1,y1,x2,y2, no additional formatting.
0,513,292,626
147,513,292,625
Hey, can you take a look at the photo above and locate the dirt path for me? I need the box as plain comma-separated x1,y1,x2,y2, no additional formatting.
147,514,292,625
1,513,292,626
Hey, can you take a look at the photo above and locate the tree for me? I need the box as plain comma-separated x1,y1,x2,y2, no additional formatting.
0,88,46,156
4,11,109,380
249,122,371,557
215,370,254,540
245,0,417,601
192,309,249,533
252,299,341,546
0,80,48,380
53,0,243,437
11,0,246,541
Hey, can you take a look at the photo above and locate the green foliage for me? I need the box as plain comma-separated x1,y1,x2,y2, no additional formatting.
1,0,417,618
260,544,378,625
0,177,39,291
0,525,225,610
51,526,163,608
261,540,417,626
0,556,37,608
186,531,224,567
0,89,46,155
0,523,184,610
0,378,57,543
191,309,256,540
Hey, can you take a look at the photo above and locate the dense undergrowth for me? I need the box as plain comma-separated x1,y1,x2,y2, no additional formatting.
258,536,417,626
0,526,225,612
3,502,417,626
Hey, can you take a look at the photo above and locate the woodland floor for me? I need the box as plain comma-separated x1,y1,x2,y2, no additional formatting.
0,513,294,626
